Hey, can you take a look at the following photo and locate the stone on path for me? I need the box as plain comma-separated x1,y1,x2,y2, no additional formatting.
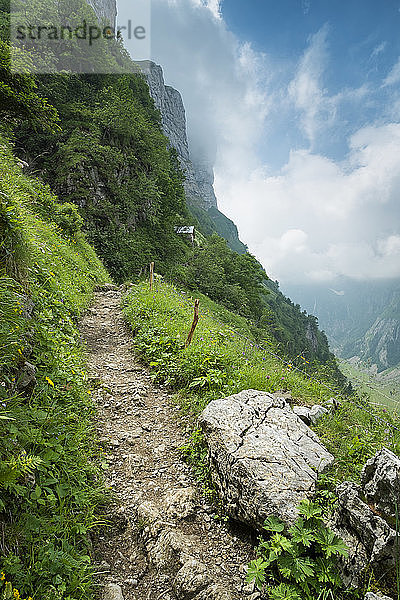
102,583,124,600
199,389,334,528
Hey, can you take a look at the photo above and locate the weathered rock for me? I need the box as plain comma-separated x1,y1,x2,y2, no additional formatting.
292,405,312,424
102,583,124,600
138,61,217,210
17,361,36,390
292,404,329,425
132,500,233,599
331,482,397,587
87,0,116,26
199,389,334,528
165,487,197,520
364,593,394,600
309,404,329,423
173,558,211,598
361,448,400,521
193,583,233,600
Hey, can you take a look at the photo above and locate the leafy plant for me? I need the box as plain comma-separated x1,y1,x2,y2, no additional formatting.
246,499,349,600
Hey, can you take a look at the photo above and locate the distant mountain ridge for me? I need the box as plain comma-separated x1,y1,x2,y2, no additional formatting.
284,279,400,372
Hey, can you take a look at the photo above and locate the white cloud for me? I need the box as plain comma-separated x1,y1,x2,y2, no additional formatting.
215,122,400,283
204,0,221,19
288,25,333,146
371,41,387,58
383,57,400,86
150,0,269,170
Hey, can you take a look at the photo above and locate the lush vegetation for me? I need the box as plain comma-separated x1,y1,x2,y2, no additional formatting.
246,500,351,600
14,71,191,283
122,280,344,412
2,2,398,598
163,234,345,379
0,132,111,599
123,281,399,463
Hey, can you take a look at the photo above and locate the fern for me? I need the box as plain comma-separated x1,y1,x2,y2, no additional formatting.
0,452,42,489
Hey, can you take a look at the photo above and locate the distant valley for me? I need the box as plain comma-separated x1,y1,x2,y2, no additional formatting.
284,278,400,374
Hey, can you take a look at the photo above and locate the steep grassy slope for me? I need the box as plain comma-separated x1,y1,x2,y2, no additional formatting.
0,136,111,599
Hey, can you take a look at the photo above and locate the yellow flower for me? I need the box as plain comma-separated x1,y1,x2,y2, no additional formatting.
45,376,54,387
0,571,5,580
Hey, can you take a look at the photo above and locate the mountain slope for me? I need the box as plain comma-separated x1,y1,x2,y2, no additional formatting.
137,60,248,254
284,279,400,372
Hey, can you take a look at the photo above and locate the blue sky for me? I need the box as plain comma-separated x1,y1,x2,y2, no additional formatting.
221,0,400,166
121,0,400,285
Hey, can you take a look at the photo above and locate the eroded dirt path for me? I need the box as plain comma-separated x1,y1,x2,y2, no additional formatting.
80,287,258,600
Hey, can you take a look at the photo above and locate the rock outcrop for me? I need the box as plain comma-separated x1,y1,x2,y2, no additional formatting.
199,389,334,529
332,482,397,587
88,0,116,26
102,583,124,600
134,499,233,600
137,61,218,211
361,447,400,521
365,593,394,600
331,448,399,589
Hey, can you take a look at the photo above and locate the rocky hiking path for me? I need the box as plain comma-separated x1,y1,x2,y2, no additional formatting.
79,286,257,600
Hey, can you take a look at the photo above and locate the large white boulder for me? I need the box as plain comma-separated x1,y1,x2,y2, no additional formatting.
198,389,334,528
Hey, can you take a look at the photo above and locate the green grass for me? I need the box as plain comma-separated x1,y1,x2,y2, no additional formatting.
0,137,111,599
123,279,340,413
339,359,400,412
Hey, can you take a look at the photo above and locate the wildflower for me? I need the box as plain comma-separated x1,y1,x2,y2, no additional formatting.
0,572,5,580
45,376,54,387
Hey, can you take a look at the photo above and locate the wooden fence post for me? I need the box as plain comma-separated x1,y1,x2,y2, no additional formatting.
149,262,154,290
185,299,200,348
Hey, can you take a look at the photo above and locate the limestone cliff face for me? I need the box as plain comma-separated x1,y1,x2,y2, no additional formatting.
137,61,218,210
87,0,116,26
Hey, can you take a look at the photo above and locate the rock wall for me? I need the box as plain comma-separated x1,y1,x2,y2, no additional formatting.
136,61,218,210
87,0,117,27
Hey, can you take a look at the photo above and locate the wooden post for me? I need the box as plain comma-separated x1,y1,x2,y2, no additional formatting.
149,262,154,290
185,299,200,348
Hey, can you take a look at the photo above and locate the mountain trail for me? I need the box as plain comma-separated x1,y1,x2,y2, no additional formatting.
79,286,257,600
